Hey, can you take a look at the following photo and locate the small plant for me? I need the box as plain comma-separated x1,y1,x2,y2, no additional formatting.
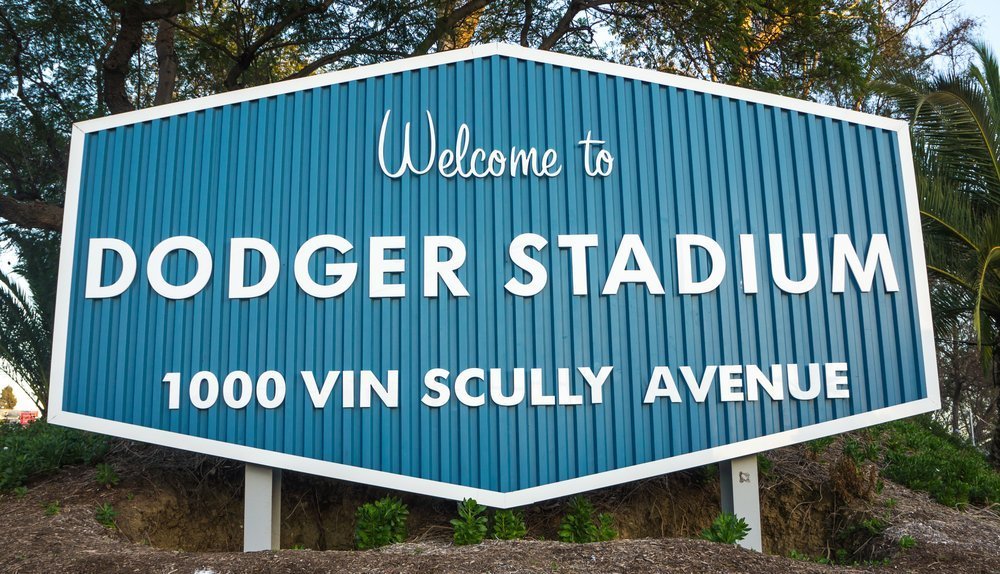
789,549,809,561
96,502,117,528
858,516,887,536
44,501,60,516
835,548,850,564
596,513,617,541
756,454,774,476
451,498,488,546
842,436,879,465
290,543,307,550
354,496,409,550
492,509,527,540
700,512,751,545
95,463,119,488
13,486,28,498
806,436,835,457
899,534,916,549
884,497,897,509
558,496,616,543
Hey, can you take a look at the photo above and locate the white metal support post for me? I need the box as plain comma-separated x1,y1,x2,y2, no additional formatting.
244,464,281,551
720,455,763,552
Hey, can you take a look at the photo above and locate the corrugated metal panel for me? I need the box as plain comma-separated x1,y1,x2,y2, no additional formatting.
60,52,930,496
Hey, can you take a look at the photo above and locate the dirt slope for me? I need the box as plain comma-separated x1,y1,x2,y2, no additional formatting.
2,443,1000,573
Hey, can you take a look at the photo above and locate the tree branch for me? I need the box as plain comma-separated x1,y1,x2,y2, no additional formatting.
520,0,533,47
153,19,178,105
412,0,494,56
102,0,190,114
284,15,409,80
0,8,67,172
224,0,335,90
0,196,63,232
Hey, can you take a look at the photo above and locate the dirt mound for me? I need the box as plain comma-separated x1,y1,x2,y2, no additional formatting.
103,443,840,556
2,440,1000,573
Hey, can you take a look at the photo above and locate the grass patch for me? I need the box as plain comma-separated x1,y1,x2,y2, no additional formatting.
0,421,109,492
881,416,1000,508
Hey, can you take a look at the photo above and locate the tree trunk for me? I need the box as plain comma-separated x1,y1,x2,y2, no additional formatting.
103,12,145,114
154,19,178,106
990,348,1000,467
102,0,190,114
951,377,963,433
0,196,64,232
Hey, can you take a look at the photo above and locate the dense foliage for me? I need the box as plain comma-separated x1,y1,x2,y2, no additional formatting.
0,420,108,491
0,385,16,409
450,498,488,546
882,417,1000,507
700,512,751,545
557,496,617,543
886,42,1000,458
353,496,409,550
0,231,58,415
0,0,974,230
491,508,528,540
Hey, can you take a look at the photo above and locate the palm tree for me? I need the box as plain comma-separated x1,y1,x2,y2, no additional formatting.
888,42,1000,461
0,229,58,416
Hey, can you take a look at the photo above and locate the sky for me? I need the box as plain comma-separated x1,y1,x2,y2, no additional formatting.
964,0,1000,52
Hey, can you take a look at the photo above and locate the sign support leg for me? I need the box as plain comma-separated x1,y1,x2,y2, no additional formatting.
720,454,763,552
243,464,281,551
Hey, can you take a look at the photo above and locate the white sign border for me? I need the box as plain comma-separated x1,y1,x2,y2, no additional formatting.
49,43,940,509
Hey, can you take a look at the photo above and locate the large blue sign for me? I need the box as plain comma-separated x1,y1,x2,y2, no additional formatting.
50,44,938,506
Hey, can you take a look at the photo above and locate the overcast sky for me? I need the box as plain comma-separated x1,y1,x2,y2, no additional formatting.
964,0,999,52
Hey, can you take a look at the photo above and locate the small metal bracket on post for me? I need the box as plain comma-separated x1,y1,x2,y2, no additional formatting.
720,454,763,552
244,464,281,551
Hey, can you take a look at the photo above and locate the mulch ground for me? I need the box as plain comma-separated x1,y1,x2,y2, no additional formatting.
3,460,1000,573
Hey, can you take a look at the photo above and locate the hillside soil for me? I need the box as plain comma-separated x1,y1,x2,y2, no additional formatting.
2,441,1000,573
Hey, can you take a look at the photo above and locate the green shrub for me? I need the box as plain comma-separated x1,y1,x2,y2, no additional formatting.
0,421,108,492
95,463,119,488
596,513,617,541
700,512,750,545
558,496,616,543
843,436,879,465
756,454,774,476
806,436,836,456
492,509,527,540
858,516,887,536
789,549,810,561
43,501,60,516
451,498,488,546
354,496,409,550
881,417,1000,507
13,486,28,498
899,534,916,549
96,502,117,528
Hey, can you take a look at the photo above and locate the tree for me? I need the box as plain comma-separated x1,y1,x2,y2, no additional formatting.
0,230,57,416
607,0,974,112
0,0,973,231
0,385,16,409
887,42,1000,462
